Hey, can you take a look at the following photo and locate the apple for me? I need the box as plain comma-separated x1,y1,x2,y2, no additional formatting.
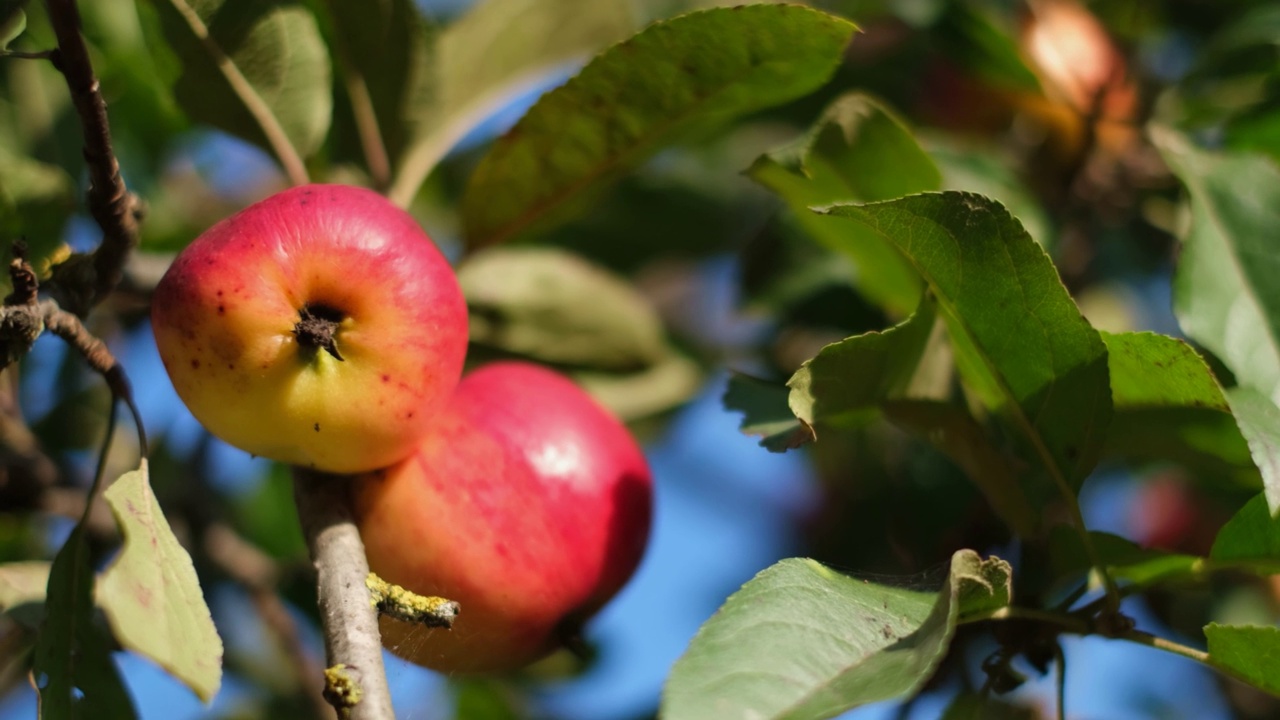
354,361,653,673
151,184,467,474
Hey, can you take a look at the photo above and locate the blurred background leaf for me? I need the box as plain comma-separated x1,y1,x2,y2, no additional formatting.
460,4,857,247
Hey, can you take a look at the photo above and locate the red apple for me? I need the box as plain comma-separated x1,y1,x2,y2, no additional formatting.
151,184,467,474
354,361,653,673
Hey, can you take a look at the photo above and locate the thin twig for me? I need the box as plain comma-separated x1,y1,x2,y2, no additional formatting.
84,397,119,525
43,0,141,311
40,300,147,456
292,468,394,720
320,0,391,192
1120,628,1209,664
0,49,55,60
962,606,1210,665
164,0,310,186
341,71,391,191
365,573,458,628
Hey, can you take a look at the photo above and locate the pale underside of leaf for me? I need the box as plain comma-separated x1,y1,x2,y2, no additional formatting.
661,550,1010,720
97,461,223,703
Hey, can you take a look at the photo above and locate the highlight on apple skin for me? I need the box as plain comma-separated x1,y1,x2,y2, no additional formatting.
151,184,468,474
354,361,654,674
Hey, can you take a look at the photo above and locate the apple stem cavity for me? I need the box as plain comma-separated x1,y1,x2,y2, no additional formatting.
294,304,346,362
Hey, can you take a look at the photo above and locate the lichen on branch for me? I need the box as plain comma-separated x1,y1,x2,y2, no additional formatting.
366,573,459,628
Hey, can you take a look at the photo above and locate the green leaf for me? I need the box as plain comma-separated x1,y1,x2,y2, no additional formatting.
1206,623,1280,696
322,0,433,163
661,550,1010,720
0,144,75,270
1104,331,1228,411
1225,387,1280,511
458,247,666,371
1157,128,1280,505
788,297,937,430
749,93,939,315
884,400,1038,537
1156,128,1280,400
723,374,815,453
574,352,702,421
1211,493,1280,570
940,694,1037,720
928,139,1052,249
1049,528,1199,591
759,93,943,203
453,677,521,720
33,525,137,720
233,463,307,561
96,461,223,703
388,0,638,205
460,4,856,247
148,0,332,158
0,1,25,51
1227,108,1280,164
1101,331,1256,485
821,193,1112,492
935,1,1040,93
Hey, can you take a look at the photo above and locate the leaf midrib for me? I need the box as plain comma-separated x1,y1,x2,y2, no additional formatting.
857,202,1083,496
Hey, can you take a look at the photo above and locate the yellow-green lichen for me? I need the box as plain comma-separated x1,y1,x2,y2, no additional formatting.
366,572,459,628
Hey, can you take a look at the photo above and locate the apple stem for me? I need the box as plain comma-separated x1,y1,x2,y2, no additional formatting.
293,468,395,720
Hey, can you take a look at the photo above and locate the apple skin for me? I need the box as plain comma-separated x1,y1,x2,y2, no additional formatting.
152,184,467,474
353,361,653,673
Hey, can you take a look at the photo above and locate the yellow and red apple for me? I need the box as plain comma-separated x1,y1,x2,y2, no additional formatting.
354,361,653,673
151,184,467,473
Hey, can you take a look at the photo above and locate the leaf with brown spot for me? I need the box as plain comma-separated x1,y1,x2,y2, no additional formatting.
97,461,223,703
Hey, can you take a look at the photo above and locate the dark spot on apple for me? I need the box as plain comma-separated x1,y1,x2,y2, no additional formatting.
314,422,320,432
217,305,225,315
407,411,415,419
227,363,235,370
216,290,224,297
190,360,200,369
381,374,390,383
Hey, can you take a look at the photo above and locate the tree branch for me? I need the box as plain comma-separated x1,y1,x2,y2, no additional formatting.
43,0,142,312
292,469,394,720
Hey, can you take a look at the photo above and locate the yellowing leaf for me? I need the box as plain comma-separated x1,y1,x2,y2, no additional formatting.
97,461,223,703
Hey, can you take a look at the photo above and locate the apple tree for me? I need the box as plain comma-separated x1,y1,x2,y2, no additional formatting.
0,0,1279,718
